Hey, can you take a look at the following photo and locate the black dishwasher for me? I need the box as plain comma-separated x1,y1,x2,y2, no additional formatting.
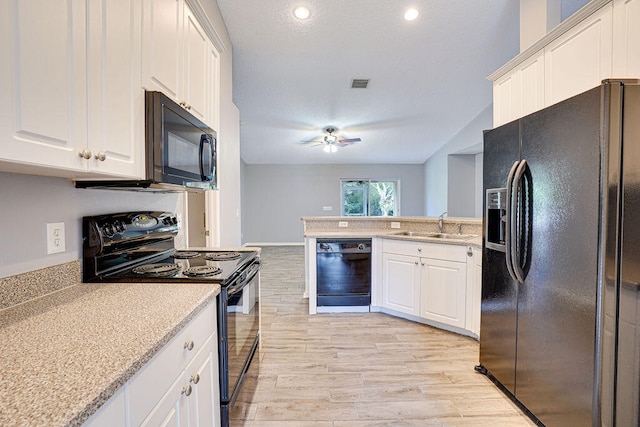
316,239,371,306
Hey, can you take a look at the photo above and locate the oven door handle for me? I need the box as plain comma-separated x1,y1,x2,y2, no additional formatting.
227,262,260,296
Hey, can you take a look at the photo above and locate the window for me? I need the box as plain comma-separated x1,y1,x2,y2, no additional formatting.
341,179,399,216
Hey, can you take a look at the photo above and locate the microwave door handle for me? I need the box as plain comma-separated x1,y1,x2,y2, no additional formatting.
505,160,519,282
198,134,207,181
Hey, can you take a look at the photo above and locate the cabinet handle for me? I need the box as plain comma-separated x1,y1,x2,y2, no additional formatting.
181,385,192,396
184,340,195,351
94,151,107,161
78,149,92,160
190,374,200,384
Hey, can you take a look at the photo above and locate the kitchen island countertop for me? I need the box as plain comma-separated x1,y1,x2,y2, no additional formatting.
0,279,220,426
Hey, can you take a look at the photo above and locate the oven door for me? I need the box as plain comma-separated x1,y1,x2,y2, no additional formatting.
218,261,260,405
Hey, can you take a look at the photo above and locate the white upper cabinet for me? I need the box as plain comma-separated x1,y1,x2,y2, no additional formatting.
612,0,640,77
0,0,143,178
490,1,635,127
87,0,144,178
142,0,220,128
544,3,612,106
0,1,88,173
493,51,545,127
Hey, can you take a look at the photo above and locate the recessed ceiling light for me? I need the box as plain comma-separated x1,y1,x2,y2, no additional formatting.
294,6,310,20
404,8,419,21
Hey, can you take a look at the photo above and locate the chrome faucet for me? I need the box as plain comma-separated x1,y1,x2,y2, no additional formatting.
438,211,448,234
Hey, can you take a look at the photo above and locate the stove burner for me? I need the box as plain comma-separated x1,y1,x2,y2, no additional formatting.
173,251,201,259
183,265,222,277
132,263,180,277
205,251,241,261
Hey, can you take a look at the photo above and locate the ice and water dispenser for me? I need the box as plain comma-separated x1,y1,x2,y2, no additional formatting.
485,188,507,252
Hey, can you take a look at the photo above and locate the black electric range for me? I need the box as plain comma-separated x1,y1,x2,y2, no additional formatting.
82,211,260,427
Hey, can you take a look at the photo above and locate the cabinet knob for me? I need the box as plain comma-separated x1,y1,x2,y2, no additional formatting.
415,261,419,265
78,149,92,160
179,101,191,110
181,385,192,396
94,151,107,161
421,262,425,266
417,248,422,252
190,373,200,384
467,247,473,257
184,340,195,351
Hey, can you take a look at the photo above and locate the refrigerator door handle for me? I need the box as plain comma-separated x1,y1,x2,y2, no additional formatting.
511,159,528,284
505,160,520,282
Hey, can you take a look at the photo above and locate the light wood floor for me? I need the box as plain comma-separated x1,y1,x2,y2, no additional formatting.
231,246,535,426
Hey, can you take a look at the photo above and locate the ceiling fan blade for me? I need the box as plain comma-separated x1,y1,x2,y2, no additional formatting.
309,143,324,147
299,138,323,145
336,143,351,147
338,138,361,143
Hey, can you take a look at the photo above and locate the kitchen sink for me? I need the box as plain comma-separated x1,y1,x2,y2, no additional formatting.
390,231,477,240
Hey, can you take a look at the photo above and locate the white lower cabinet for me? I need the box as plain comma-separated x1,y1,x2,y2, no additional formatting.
419,257,466,329
141,333,219,427
381,239,474,335
382,253,421,316
83,303,220,426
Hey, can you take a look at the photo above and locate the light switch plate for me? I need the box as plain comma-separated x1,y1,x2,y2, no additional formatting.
46,222,65,254
323,206,333,211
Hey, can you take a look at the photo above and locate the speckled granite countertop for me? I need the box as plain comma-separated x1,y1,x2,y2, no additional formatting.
0,281,220,426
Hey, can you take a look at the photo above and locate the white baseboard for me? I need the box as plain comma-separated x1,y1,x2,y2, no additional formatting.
242,242,305,247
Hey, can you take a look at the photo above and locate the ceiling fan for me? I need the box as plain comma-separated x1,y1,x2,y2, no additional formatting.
301,127,362,153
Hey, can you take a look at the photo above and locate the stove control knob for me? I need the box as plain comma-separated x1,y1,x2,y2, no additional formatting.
184,340,195,351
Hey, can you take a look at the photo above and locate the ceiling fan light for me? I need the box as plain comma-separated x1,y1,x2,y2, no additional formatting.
294,6,310,20
323,144,331,153
404,8,419,21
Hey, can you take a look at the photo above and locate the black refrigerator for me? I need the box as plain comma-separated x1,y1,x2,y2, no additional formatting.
478,79,640,427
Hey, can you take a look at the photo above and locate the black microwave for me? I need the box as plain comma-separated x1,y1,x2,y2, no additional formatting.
145,91,217,189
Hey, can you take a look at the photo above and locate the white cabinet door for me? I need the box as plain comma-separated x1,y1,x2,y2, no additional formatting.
87,0,144,178
142,0,182,99
612,0,640,77
382,253,421,316
139,371,189,427
0,0,88,171
544,4,613,105
420,258,467,329
186,334,220,427
83,387,126,427
206,42,221,131
182,4,209,123
493,70,519,127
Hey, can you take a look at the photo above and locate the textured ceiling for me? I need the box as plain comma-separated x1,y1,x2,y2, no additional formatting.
217,0,520,164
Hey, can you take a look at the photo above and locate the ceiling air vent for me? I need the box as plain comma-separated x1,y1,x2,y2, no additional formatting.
351,78,369,89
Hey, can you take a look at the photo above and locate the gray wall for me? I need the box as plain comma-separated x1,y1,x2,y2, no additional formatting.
424,105,492,217
447,154,477,217
242,164,425,244
0,172,182,278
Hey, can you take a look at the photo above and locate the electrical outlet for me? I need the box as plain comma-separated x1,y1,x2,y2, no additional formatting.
46,222,65,254
338,221,348,228
390,222,401,229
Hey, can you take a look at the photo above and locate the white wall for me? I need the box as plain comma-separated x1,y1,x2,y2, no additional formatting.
423,105,493,217
198,0,242,246
447,155,477,217
0,172,182,278
242,164,425,244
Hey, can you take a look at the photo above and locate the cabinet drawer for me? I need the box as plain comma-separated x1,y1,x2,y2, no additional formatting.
128,302,217,425
382,239,467,262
